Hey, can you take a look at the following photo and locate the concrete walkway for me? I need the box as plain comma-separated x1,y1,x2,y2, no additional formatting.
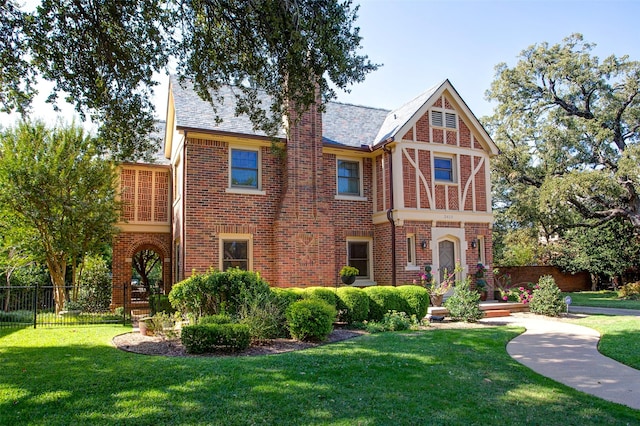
481,312,640,410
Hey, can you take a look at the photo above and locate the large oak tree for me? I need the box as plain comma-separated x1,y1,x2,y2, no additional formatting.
1,0,378,160
487,34,640,234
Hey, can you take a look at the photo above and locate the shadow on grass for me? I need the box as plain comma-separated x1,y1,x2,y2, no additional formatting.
1,327,639,425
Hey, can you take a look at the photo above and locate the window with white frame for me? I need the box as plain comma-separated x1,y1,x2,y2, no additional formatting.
337,159,361,196
434,156,455,182
431,110,457,130
347,238,371,279
230,148,260,189
220,236,252,271
406,234,416,267
476,236,486,265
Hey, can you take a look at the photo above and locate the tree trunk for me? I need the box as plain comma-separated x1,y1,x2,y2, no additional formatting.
46,257,67,314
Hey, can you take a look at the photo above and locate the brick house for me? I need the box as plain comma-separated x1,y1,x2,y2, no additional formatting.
112,76,498,306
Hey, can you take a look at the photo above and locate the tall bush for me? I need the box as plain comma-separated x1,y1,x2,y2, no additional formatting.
77,255,111,312
336,287,369,323
444,278,482,322
363,286,403,321
529,275,565,316
396,285,429,319
168,268,272,321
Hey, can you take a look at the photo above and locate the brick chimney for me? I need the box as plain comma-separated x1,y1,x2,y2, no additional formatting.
273,96,336,287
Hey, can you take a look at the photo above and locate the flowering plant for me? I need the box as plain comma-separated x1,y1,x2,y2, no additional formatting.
418,263,461,296
493,268,512,301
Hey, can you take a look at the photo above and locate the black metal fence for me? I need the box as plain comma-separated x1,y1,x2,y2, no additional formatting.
0,284,131,328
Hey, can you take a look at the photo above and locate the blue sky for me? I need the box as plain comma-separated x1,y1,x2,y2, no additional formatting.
2,0,639,127
334,0,640,119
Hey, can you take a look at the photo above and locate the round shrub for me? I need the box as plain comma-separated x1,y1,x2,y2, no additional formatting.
618,281,640,300
529,275,565,316
444,278,482,322
303,286,338,307
363,286,404,321
285,299,336,342
271,288,303,310
336,287,369,323
396,285,430,319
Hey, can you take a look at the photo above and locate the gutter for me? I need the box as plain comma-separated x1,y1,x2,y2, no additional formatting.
181,131,187,281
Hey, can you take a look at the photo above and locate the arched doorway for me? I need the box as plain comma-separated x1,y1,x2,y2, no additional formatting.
130,247,164,303
438,239,456,282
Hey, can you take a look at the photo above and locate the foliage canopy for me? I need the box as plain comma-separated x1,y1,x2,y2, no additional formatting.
1,0,378,160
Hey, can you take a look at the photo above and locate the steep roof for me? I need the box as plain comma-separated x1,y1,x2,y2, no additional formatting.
169,76,389,148
167,76,497,154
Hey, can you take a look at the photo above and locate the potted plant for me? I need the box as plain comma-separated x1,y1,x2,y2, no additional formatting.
475,263,488,301
421,264,457,307
340,266,359,284
138,317,155,336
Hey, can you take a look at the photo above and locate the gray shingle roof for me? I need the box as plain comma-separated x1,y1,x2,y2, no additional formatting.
373,81,443,144
170,76,389,148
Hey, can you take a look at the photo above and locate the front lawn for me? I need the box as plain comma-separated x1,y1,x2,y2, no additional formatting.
563,291,640,310
1,325,638,425
571,315,640,370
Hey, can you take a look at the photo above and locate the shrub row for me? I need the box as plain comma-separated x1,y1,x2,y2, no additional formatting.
181,323,251,354
277,285,429,324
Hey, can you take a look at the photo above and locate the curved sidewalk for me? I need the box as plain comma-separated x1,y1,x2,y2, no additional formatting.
482,314,640,410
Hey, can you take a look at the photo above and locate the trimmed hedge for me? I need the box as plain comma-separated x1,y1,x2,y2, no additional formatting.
363,286,404,321
303,286,338,307
180,323,251,354
336,287,369,323
285,299,336,342
199,314,232,325
396,285,430,319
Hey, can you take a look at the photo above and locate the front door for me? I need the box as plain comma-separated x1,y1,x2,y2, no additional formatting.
438,240,455,283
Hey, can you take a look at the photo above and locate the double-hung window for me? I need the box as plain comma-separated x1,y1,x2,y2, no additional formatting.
434,157,454,182
337,159,361,196
221,238,250,271
347,239,371,279
230,149,259,189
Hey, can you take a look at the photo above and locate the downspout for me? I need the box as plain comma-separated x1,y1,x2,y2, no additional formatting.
382,143,396,286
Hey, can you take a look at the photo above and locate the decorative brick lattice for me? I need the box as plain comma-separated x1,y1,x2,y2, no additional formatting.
120,169,136,221
137,170,153,222
154,171,169,222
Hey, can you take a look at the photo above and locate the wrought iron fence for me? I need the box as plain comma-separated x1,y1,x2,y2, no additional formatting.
0,284,131,328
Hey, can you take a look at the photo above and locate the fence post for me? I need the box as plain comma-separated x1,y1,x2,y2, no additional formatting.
123,281,127,326
33,282,38,329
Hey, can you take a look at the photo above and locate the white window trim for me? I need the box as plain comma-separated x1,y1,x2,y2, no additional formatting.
335,157,366,200
405,233,418,270
219,233,253,271
346,236,375,285
433,153,457,184
227,145,264,195
477,235,486,265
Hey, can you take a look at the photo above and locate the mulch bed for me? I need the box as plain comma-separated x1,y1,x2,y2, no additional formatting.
112,319,502,357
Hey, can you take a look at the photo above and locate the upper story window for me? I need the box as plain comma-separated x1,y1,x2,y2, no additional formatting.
434,157,454,182
337,159,361,196
431,110,457,130
231,149,259,189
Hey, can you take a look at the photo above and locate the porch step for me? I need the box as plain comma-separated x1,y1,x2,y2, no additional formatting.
427,302,528,318
483,309,511,318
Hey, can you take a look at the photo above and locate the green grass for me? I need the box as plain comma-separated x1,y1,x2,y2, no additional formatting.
1,325,638,425
563,291,640,310
571,315,640,370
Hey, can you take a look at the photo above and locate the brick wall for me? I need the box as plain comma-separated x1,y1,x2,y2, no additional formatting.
495,266,591,292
